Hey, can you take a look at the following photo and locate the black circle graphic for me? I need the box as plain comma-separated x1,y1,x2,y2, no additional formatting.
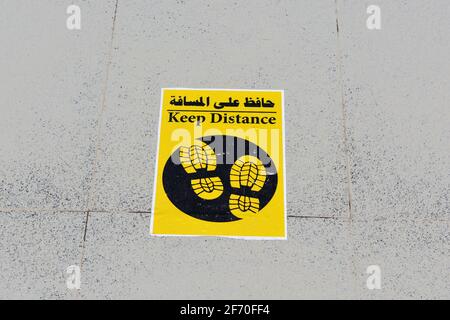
162,135,278,222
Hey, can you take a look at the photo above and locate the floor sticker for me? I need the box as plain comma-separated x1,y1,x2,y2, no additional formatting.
151,88,286,239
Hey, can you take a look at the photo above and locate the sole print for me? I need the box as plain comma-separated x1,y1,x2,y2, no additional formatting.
229,155,267,218
179,141,224,200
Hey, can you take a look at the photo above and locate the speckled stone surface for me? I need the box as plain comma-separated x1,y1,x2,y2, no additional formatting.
0,211,86,299
350,216,450,299
0,0,116,210
1,0,450,299
339,0,450,219
80,213,354,299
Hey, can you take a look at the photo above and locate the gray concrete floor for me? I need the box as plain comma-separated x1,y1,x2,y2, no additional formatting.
0,0,449,299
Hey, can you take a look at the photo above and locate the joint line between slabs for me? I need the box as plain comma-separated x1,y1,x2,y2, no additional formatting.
334,0,354,220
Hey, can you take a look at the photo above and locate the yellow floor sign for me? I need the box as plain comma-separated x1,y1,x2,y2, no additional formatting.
151,88,286,239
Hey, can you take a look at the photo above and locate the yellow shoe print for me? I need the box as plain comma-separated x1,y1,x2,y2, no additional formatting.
179,141,223,200
229,194,260,216
191,177,224,200
229,155,266,218
179,140,216,173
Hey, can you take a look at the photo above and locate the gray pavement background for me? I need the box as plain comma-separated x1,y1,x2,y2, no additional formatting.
0,0,449,299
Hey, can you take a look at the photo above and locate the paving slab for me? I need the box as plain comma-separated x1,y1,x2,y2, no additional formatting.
339,0,450,219
80,213,354,299
0,211,86,299
0,0,117,210
91,0,350,217
350,216,450,299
